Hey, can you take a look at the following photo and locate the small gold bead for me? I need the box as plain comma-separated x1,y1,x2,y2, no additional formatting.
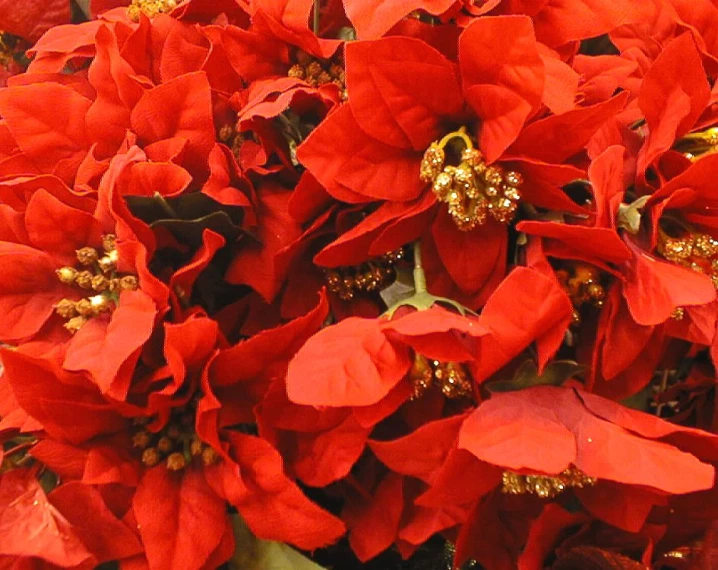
157,437,173,454
132,431,151,449
75,271,94,289
201,446,218,466
74,298,93,317
118,275,139,291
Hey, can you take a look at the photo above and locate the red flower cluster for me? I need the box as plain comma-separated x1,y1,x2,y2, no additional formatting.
0,0,718,569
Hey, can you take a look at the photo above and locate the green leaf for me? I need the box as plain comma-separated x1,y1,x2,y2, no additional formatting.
487,359,584,393
229,516,328,570
125,193,245,248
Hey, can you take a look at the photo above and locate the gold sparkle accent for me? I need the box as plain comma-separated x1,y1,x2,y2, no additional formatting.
325,248,405,301
420,128,522,231
409,354,473,400
127,0,178,21
554,262,607,324
501,466,596,498
658,230,718,290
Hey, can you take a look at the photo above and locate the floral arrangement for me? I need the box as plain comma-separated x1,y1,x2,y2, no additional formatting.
1,0,718,569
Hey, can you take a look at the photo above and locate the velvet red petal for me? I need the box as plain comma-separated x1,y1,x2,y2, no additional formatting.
286,317,412,407
133,467,227,570
345,37,463,151
459,16,544,162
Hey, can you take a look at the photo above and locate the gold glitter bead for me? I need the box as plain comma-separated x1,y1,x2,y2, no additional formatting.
505,171,523,187
74,299,93,317
118,275,139,291
91,275,110,292
132,431,151,449
287,64,305,79
157,436,173,454
202,446,218,466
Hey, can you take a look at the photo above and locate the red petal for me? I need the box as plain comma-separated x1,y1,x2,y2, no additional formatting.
221,433,345,549
473,267,573,381
297,104,423,203
369,414,466,482
0,470,92,566
459,16,544,162
130,72,215,177
293,414,371,486
226,185,303,302
49,482,143,563
576,483,666,532
0,243,64,342
286,317,412,407
638,33,711,173
458,391,576,473
432,211,507,295
0,83,91,184
345,37,462,150
348,473,404,561
133,467,227,570
621,238,716,326
507,93,629,164
345,0,456,39
63,290,158,399
0,0,70,41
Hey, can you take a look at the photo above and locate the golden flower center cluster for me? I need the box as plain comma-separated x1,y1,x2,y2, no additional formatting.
555,262,607,324
501,466,596,499
420,129,522,231
287,50,346,99
133,407,217,472
218,123,246,161
410,354,473,400
659,231,718,288
674,127,718,162
54,234,139,334
127,0,178,21
325,248,405,301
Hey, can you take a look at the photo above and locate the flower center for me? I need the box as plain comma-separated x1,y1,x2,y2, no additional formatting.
554,262,607,324
132,404,218,472
127,0,178,21
287,50,347,99
409,353,473,400
420,128,522,231
54,234,139,334
324,248,405,301
673,127,718,162
501,466,596,498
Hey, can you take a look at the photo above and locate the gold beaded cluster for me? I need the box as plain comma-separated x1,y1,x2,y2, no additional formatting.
420,128,522,231
674,127,718,162
409,354,473,400
325,249,405,301
127,0,178,21
501,466,596,499
54,235,139,334
287,50,347,99
554,262,607,324
217,123,246,161
659,231,718,288
133,408,218,472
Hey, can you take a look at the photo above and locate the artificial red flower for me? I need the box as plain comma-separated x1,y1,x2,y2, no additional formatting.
297,16,627,306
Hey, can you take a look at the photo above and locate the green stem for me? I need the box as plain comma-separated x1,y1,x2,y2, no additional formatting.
413,241,427,294
313,0,320,35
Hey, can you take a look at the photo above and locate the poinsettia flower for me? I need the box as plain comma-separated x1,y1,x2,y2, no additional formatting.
375,385,718,568
1,296,344,570
297,16,628,304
